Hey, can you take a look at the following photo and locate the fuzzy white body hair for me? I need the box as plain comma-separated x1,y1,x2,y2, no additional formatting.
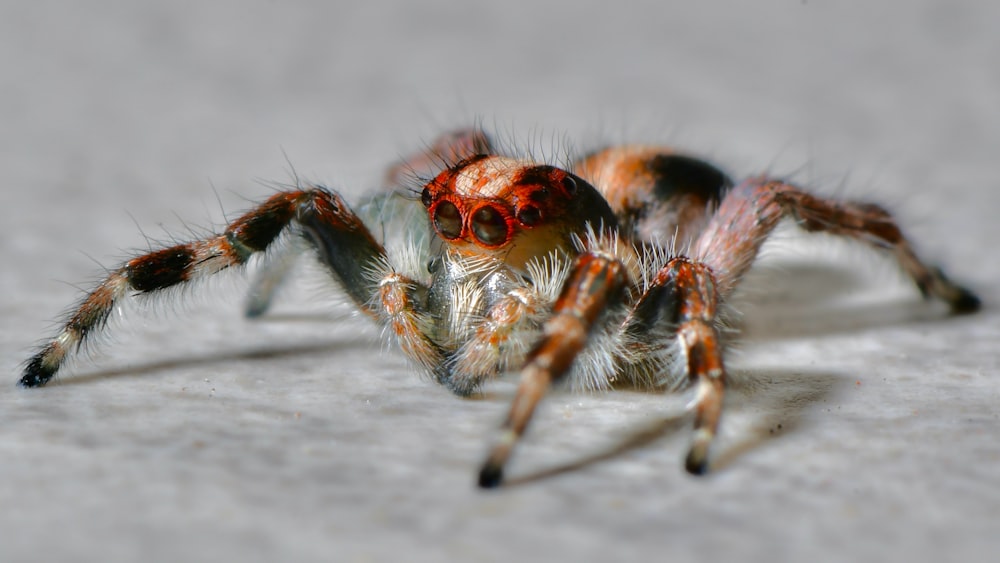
356,195,706,394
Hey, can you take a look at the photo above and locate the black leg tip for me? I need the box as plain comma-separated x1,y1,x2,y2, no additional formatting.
478,463,504,489
923,268,981,315
19,355,53,388
243,304,268,319
950,287,981,315
441,375,480,399
684,451,710,476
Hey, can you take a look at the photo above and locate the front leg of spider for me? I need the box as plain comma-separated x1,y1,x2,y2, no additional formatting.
19,187,397,388
622,256,726,475
244,129,494,318
478,251,627,488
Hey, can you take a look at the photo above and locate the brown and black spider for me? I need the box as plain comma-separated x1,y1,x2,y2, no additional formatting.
19,129,980,487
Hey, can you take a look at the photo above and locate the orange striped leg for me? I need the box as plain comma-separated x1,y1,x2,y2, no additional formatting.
695,178,980,312
244,129,493,318
21,187,385,388
478,252,627,488
446,287,544,396
621,256,726,474
376,272,444,378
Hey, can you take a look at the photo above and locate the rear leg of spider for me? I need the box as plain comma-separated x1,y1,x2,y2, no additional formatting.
20,187,388,388
695,177,980,313
778,188,978,313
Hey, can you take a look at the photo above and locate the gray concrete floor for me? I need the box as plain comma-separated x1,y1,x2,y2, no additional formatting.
2,1,998,562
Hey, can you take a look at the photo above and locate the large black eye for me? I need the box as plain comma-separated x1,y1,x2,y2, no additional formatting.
433,201,463,239
471,206,508,246
420,187,432,208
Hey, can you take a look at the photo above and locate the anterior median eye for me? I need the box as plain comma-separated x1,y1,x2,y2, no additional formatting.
433,201,463,239
471,206,508,246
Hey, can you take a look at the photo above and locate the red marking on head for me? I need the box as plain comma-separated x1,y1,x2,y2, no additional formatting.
422,156,583,251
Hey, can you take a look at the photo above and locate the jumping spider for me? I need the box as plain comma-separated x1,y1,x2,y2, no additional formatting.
20,129,980,487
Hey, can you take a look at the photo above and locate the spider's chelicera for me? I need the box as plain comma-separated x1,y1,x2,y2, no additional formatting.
20,129,980,487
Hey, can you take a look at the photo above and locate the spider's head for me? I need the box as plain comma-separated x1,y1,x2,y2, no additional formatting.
421,155,617,269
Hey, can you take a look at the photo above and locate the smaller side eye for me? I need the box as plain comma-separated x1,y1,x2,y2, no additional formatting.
561,175,578,195
421,187,433,208
426,256,441,274
433,201,463,239
528,187,550,202
517,205,541,226
471,206,509,246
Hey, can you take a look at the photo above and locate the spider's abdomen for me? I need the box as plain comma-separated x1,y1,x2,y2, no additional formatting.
574,147,733,246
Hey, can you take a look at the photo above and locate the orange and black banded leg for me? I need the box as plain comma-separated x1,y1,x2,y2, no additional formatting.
20,187,386,388
244,129,494,318
446,286,545,397
478,252,627,488
694,177,980,312
621,256,726,474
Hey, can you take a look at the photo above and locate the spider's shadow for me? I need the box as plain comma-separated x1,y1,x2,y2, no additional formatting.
51,339,364,387
502,367,842,487
500,261,931,486
732,261,954,341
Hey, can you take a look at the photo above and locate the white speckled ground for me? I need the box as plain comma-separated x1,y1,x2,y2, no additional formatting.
2,2,998,562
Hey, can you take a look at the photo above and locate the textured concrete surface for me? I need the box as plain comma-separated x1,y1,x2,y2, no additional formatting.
2,1,998,562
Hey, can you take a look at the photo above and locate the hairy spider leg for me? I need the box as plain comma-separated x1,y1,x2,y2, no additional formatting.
619,257,724,474
446,285,548,396
479,251,627,488
245,129,495,318
20,187,394,388
694,177,981,312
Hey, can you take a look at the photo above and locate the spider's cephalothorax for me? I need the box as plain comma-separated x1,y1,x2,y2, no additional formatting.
19,129,980,488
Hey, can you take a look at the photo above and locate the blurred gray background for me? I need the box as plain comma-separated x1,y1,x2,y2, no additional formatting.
1,1,998,562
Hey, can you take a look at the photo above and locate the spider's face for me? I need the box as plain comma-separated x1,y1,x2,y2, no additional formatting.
421,155,617,269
